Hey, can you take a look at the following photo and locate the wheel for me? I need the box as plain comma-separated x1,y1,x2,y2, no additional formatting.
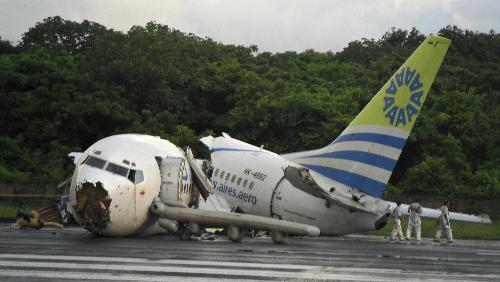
179,225,192,240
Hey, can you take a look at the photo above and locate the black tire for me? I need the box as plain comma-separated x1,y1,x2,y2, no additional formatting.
179,225,191,240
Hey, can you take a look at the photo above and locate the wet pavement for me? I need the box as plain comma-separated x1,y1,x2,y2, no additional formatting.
1,223,499,281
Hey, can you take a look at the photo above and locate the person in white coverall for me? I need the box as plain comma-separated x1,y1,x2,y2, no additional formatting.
434,200,455,243
406,200,422,242
390,201,405,241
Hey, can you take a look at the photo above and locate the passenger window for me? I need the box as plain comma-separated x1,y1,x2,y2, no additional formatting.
214,169,220,177
220,171,225,179
231,175,236,183
243,179,248,188
225,173,230,181
84,156,106,169
237,177,242,185
249,182,255,189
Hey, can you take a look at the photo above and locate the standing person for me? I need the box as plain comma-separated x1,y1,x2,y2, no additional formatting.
390,201,405,242
435,200,454,244
406,200,423,243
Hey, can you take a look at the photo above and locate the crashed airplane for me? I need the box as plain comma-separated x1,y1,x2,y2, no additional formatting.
67,35,490,243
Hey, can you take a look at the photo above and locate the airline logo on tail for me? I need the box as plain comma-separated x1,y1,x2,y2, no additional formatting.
383,67,425,127
283,35,451,198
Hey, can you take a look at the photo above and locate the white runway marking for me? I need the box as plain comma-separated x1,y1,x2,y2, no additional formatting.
0,270,254,282
0,253,317,270
477,252,500,256
1,254,500,281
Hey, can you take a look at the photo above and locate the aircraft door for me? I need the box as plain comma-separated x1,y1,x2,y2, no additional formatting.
178,159,193,205
159,158,184,203
270,177,289,219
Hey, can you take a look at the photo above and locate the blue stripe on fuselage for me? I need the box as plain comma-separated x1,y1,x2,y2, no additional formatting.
212,147,262,153
300,150,397,171
332,133,406,149
302,164,386,198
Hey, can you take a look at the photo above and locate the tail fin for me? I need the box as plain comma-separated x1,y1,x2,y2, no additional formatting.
283,35,451,198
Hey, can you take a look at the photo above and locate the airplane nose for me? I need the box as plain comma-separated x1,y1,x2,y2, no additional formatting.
70,165,136,236
74,180,113,235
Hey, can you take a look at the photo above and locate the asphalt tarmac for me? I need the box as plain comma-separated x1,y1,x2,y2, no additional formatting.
1,223,499,281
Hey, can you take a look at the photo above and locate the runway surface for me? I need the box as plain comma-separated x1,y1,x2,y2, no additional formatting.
1,223,499,281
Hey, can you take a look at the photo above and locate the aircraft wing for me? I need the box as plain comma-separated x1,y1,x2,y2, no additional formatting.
151,198,320,237
387,202,492,224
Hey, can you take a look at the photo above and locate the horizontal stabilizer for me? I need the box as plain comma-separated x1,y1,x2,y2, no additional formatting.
284,166,378,214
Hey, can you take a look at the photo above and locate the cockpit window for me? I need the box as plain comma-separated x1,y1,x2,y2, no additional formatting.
127,169,144,184
105,162,129,177
83,156,107,169
128,169,136,183
135,170,144,184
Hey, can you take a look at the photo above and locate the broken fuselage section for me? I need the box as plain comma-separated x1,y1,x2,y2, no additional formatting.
67,134,321,243
68,134,195,236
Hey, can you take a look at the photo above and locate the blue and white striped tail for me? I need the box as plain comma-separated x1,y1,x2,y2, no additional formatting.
282,125,409,198
282,35,451,198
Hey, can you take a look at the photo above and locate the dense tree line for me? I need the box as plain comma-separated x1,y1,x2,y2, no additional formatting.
0,17,498,198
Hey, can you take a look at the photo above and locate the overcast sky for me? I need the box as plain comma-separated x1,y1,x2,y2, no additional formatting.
1,0,499,53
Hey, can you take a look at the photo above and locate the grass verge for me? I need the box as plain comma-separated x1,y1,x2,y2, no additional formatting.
0,203,38,220
0,204,18,219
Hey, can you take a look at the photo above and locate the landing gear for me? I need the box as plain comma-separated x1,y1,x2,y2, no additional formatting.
227,225,243,242
271,231,288,244
179,224,192,241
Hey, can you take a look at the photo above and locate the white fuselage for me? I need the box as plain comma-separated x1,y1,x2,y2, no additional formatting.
69,134,193,236
68,134,385,237
207,135,384,235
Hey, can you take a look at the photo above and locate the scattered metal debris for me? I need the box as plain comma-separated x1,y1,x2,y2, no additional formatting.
9,210,63,230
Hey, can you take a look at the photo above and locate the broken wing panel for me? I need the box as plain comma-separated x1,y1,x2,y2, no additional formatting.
186,147,211,201
68,152,83,165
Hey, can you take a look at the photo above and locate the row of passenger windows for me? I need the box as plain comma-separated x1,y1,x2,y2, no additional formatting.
213,168,254,189
82,155,144,184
